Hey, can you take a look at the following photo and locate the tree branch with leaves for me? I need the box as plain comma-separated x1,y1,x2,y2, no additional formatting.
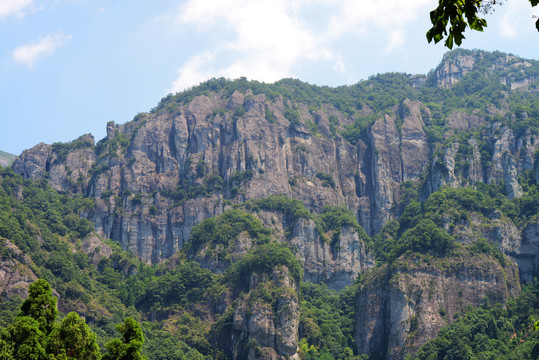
427,0,539,49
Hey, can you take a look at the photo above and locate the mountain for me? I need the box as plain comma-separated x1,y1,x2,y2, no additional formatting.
0,150,16,167
2,49,539,359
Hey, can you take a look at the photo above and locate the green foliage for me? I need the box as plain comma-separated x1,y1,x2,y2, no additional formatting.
19,279,58,335
225,243,303,284
320,206,369,246
427,0,486,49
47,312,101,360
299,282,359,359
141,323,207,360
427,0,538,49
411,281,539,360
265,105,276,123
134,259,215,313
187,209,271,255
284,108,301,125
0,280,103,360
0,316,48,360
162,171,225,203
103,317,146,360
242,194,312,223
316,172,336,189
393,218,455,259
52,136,94,165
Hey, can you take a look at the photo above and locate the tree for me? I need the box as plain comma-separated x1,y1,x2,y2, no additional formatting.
0,279,102,360
103,317,146,360
0,316,48,360
18,278,58,335
47,312,101,360
427,0,539,49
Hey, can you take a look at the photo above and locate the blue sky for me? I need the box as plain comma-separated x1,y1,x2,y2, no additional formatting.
1,0,538,155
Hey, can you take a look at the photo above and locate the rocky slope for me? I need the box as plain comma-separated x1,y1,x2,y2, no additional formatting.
355,252,520,360
0,151,16,167
12,51,539,271
7,49,539,359
229,266,300,360
0,238,38,299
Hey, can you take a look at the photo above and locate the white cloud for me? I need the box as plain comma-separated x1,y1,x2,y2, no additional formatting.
170,0,335,92
498,0,535,38
169,0,440,92
0,0,33,19
12,32,71,67
171,51,218,93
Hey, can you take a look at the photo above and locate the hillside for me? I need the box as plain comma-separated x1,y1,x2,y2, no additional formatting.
0,150,16,167
1,48,539,359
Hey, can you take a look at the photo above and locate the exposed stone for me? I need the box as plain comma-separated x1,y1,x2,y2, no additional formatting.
230,266,299,360
355,253,520,359
0,238,38,299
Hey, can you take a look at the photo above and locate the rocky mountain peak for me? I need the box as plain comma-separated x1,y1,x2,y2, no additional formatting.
432,49,478,88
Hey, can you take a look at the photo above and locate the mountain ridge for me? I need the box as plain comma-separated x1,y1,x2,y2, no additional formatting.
2,48,539,359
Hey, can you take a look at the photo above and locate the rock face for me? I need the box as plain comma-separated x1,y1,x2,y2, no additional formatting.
432,52,476,88
12,93,430,264
6,48,539,360
230,266,299,360
422,125,536,200
355,253,520,360
515,217,539,283
289,220,373,290
10,52,539,288
0,238,38,299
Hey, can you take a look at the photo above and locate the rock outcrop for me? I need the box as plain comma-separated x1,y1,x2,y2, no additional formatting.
355,253,520,359
422,126,536,200
289,220,373,290
12,94,433,264
229,266,300,360
0,238,38,299
515,217,539,283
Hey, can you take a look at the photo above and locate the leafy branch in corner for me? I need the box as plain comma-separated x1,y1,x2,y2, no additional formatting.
427,0,539,49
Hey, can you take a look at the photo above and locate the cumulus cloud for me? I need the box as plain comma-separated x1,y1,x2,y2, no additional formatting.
0,0,34,19
169,0,438,92
498,0,535,38
12,32,71,67
171,0,329,92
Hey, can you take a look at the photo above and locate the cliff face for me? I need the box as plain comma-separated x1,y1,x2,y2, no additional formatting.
12,92,429,265
289,220,373,289
228,266,300,360
0,238,38,299
355,253,520,360
13,92,538,267
422,125,536,200
516,217,539,283
7,49,539,359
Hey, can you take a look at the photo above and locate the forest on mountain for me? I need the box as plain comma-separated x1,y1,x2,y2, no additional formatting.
1,49,539,359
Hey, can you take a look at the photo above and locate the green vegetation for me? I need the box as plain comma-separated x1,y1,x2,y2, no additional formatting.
226,242,303,284
187,209,271,254
52,136,94,164
0,150,17,166
103,317,146,360
0,279,102,360
298,282,360,360
316,172,336,189
427,0,538,49
409,281,539,360
2,50,539,359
